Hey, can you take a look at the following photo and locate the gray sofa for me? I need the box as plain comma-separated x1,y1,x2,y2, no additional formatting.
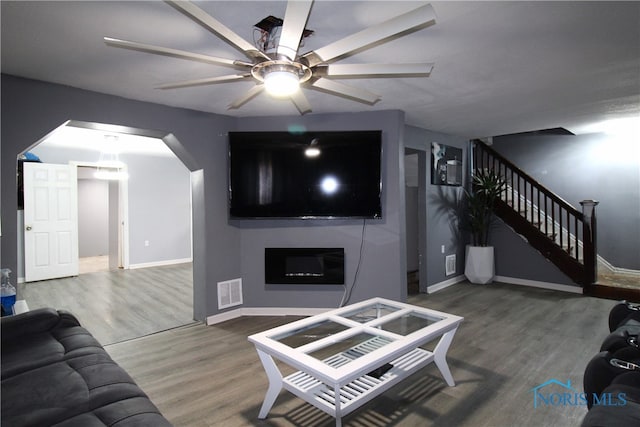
1,308,172,426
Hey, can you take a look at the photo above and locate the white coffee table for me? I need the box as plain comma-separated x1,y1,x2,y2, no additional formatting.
248,297,463,426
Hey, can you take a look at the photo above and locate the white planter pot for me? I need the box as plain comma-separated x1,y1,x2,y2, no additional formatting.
465,245,495,284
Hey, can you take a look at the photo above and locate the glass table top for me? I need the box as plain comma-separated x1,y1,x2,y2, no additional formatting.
267,301,447,367
377,311,442,335
273,320,350,348
341,302,400,323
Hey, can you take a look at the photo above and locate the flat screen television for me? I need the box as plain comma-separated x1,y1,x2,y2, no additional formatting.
229,130,382,219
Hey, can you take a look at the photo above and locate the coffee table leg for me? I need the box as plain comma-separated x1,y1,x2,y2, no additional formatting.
256,349,283,419
433,327,458,386
334,384,342,427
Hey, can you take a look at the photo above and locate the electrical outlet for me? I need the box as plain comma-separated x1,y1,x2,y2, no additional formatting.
144,240,150,247
441,245,445,254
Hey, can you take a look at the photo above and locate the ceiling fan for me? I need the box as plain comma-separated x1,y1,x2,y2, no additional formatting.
104,0,436,115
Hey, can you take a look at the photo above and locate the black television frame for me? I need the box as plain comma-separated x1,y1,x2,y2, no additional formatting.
228,130,383,220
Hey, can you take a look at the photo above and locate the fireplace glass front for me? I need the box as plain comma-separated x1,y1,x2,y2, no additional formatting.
265,248,345,284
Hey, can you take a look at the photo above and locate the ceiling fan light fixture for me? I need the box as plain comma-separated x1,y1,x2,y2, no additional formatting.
305,138,321,157
264,70,300,97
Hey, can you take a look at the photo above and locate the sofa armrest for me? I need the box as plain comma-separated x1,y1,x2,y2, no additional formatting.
1,307,81,343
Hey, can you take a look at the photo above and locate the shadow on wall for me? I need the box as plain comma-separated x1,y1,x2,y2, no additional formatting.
430,185,466,249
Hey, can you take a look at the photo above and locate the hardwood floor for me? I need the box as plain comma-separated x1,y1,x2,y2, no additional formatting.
79,255,110,274
105,281,615,427
18,263,194,345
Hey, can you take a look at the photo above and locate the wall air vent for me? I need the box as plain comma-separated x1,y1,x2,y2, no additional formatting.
445,255,456,276
217,278,243,310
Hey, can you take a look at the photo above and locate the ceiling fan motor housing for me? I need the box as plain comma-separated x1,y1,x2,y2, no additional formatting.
251,60,312,84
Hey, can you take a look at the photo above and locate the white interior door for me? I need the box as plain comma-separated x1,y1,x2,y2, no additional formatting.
23,162,79,282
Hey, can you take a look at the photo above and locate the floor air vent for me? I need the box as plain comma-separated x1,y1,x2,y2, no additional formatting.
445,255,456,276
217,278,243,309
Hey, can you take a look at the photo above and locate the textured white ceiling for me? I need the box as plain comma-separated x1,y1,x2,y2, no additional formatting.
2,1,639,138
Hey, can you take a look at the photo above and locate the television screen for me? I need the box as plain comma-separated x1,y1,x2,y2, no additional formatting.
229,130,382,219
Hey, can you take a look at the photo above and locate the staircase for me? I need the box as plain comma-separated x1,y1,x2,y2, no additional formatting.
471,140,598,287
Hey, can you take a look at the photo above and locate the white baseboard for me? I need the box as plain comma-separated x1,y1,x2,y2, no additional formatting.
495,275,583,294
611,268,640,276
427,275,466,294
129,258,192,270
206,306,333,326
599,256,640,276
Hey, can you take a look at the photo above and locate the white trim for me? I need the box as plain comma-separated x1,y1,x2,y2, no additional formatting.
206,307,333,326
611,267,640,276
598,255,616,273
206,308,244,325
598,256,640,276
119,177,130,270
495,275,583,294
129,257,192,269
426,275,466,294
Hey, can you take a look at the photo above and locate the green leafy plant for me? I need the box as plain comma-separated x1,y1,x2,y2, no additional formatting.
464,169,507,247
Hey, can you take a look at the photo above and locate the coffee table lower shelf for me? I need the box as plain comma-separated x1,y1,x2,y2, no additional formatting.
283,347,433,418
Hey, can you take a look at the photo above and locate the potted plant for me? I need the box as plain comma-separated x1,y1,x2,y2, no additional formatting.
463,169,506,284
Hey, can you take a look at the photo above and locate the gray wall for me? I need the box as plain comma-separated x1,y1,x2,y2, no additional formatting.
124,153,192,265
0,74,238,320
403,125,468,292
492,133,640,270
29,142,192,266
492,220,576,284
0,75,419,318
78,178,109,257
233,111,408,308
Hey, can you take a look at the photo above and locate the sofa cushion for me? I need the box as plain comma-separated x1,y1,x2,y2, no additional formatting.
582,372,640,427
2,324,104,378
1,308,172,427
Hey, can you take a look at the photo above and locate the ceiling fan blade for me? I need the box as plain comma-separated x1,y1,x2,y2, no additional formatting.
277,0,314,61
166,0,269,61
324,63,434,78
228,85,265,110
104,37,253,68
156,74,251,89
302,4,436,67
310,78,380,105
290,90,312,115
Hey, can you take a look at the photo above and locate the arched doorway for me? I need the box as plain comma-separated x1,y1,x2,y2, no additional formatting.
16,120,204,344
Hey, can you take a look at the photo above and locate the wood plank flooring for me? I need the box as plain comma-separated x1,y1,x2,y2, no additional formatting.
18,263,194,345
105,281,616,427
79,255,110,274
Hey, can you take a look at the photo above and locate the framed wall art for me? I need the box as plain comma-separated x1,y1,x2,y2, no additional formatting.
431,142,462,186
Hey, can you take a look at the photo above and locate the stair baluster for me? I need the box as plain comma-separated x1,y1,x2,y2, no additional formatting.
471,140,598,287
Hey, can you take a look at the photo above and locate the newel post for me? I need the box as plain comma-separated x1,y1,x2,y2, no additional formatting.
580,200,599,286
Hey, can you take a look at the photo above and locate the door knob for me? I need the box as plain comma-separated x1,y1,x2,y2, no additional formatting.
26,226,32,231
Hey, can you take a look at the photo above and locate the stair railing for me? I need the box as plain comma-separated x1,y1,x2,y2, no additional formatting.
472,140,598,286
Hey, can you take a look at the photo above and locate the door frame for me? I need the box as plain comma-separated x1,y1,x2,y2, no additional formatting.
403,147,428,293
72,161,129,270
